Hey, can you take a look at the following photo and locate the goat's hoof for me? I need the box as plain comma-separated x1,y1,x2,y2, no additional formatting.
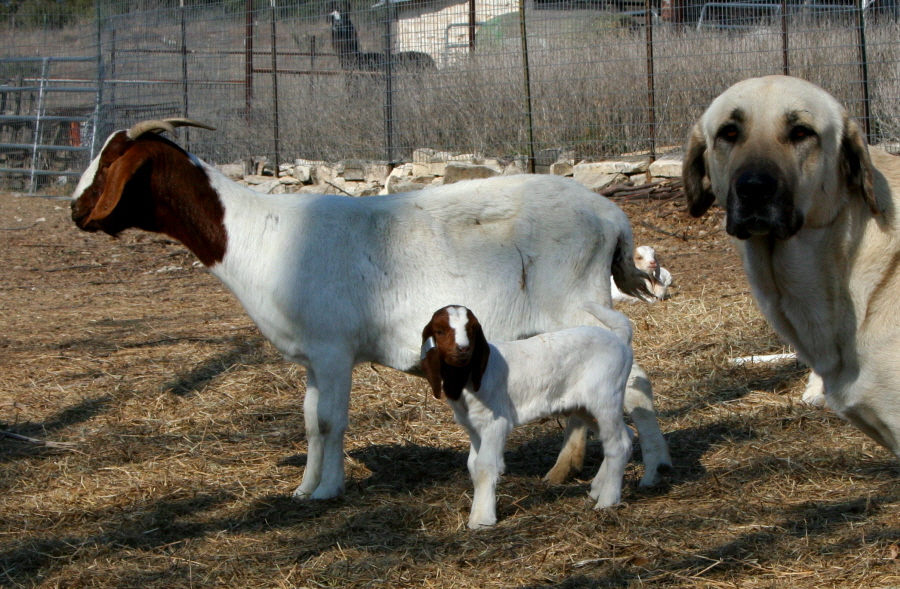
542,465,578,485
468,518,496,529
292,486,314,501
638,462,672,488
593,498,624,510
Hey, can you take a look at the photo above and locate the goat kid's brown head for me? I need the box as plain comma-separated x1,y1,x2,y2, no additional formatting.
70,118,215,236
420,305,490,401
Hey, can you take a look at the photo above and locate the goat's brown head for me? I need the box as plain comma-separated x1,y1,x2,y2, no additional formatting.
420,305,490,401
70,118,227,266
71,118,215,233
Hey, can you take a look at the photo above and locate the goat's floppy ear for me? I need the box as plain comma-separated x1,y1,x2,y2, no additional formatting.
683,122,716,218
420,327,443,399
467,313,491,393
86,146,151,223
841,115,880,216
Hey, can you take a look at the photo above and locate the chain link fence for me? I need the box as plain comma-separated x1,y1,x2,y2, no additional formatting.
1,0,898,192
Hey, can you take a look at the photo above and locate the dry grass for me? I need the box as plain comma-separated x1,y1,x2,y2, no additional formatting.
2,191,899,588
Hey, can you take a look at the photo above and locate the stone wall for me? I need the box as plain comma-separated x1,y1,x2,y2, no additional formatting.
216,148,684,198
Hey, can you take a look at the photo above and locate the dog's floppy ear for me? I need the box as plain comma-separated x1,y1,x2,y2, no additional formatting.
420,325,443,399
683,122,716,218
841,115,880,216
467,310,490,393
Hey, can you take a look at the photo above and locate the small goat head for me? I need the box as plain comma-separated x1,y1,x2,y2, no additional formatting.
420,305,490,401
634,245,660,281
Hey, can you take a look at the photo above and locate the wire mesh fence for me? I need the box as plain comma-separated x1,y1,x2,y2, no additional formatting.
1,0,898,193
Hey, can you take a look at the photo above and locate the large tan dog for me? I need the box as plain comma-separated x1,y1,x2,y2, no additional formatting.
683,75,900,456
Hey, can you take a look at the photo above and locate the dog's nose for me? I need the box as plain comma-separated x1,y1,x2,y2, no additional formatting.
735,169,778,201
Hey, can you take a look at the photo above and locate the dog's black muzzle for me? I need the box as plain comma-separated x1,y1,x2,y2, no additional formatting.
725,164,803,240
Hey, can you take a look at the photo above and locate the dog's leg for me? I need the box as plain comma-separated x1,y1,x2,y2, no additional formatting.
543,415,588,484
626,363,672,486
801,370,827,407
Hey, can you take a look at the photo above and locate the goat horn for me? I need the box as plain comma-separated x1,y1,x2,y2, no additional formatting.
126,118,216,139
161,118,217,131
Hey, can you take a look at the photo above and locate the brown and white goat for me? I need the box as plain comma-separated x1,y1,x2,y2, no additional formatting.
70,118,670,500
421,303,634,528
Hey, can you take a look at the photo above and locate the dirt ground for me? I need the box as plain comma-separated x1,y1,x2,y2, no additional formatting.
1,190,898,588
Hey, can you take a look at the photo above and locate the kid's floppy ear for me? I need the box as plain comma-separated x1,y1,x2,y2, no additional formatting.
420,328,443,399
467,313,490,393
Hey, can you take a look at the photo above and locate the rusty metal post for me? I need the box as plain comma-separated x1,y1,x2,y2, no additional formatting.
468,0,477,52
383,4,396,166
781,0,789,75
180,0,190,148
270,0,281,177
856,0,871,140
645,0,656,165
245,0,254,119
518,0,535,173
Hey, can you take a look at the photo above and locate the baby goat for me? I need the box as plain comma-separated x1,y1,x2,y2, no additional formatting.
611,245,673,303
421,303,634,528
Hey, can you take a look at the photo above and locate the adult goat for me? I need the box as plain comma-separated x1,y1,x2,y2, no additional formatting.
70,119,671,499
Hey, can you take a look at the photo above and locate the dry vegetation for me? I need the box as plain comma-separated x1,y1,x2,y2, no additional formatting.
2,189,899,588
11,7,892,165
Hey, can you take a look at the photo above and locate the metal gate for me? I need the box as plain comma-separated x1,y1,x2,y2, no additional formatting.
0,57,99,197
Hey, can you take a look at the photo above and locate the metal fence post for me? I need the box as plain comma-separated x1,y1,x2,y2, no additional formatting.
645,0,656,166
180,0,190,149
781,0,789,75
384,3,396,166
245,0,254,120
856,0,871,140
519,0,535,174
270,0,281,177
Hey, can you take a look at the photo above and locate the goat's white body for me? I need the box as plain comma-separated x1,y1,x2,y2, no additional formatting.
211,170,628,369
190,166,669,498
449,307,634,528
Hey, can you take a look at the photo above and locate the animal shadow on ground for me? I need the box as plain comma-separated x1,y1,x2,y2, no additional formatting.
163,335,267,396
517,488,900,589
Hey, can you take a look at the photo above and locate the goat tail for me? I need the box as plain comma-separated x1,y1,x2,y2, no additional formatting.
611,235,652,302
581,301,633,347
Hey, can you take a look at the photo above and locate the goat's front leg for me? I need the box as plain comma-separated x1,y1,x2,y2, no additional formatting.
543,415,588,484
625,363,672,487
293,361,352,500
467,423,508,528
589,410,632,509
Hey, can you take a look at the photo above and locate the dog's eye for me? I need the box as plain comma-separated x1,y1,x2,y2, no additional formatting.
717,124,740,143
789,125,816,142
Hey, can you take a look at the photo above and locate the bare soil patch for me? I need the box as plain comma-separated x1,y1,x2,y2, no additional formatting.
1,192,898,588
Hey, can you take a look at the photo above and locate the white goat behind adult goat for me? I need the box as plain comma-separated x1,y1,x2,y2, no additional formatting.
69,119,671,500
421,303,634,528
611,245,673,303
